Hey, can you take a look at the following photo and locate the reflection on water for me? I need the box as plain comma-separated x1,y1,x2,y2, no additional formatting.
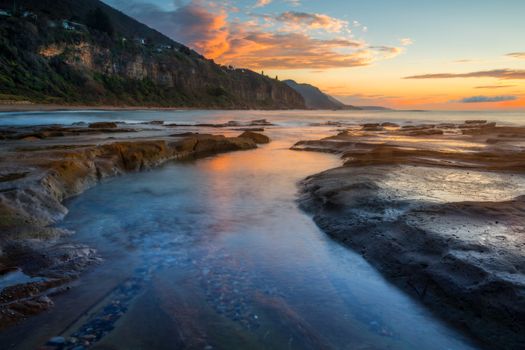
0,269,46,291
0,126,479,349
379,166,525,204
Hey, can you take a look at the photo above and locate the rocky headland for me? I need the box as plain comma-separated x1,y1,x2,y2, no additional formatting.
0,0,305,109
0,120,270,328
293,120,525,349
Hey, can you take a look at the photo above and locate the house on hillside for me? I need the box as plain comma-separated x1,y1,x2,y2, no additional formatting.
155,44,173,53
62,20,87,31
22,11,36,19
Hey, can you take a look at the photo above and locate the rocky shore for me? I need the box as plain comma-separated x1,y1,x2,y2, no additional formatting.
0,121,270,328
294,121,525,349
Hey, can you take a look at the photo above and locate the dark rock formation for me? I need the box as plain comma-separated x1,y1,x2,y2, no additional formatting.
88,122,117,129
293,121,525,349
299,167,525,350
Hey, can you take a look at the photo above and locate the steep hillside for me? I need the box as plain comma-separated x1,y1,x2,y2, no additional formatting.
0,0,305,109
284,80,358,110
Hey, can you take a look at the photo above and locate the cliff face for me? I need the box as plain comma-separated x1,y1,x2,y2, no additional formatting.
0,0,305,109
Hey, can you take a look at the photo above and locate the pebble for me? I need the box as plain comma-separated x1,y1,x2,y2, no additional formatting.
38,246,269,349
46,337,65,346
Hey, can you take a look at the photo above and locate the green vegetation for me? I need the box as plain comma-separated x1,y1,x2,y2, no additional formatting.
0,0,304,108
85,7,114,37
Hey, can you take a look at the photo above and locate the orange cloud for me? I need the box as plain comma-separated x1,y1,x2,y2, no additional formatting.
111,0,231,59
113,1,404,71
211,12,403,70
170,2,230,59
217,30,379,69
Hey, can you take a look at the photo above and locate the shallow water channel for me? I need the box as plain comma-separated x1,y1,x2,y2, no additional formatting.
0,110,488,349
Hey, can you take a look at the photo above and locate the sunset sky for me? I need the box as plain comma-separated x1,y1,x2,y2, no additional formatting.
105,0,525,110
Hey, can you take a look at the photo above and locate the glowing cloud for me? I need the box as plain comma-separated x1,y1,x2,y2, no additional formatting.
404,69,525,80
218,31,371,69
106,1,405,70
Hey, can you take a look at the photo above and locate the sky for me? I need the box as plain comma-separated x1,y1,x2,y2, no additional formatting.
104,0,525,110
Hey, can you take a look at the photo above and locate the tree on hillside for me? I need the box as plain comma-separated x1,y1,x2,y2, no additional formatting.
85,7,114,36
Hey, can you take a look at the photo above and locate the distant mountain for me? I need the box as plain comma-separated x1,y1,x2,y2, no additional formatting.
283,80,359,110
0,0,304,108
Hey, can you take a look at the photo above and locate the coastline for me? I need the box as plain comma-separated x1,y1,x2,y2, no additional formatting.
0,104,319,113
293,121,525,349
1,114,524,348
0,122,269,328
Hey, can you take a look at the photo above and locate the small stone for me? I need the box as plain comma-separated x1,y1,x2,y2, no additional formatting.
46,336,65,346
239,131,270,144
88,122,117,129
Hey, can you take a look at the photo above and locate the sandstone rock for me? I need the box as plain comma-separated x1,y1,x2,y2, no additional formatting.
362,125,384,131
406,129,444,136
293,121,525,349
249,119,273,126
380,122,399,127
239,131,270,144
0,130,261,329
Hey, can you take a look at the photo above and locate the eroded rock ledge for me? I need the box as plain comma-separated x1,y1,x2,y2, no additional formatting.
294,121,525,350
0,123,269,328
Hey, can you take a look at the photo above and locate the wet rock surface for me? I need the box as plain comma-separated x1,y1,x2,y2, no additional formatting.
292,120,525,171
0,124,137,141
165,118,275,129
0,122,267,328
294,121,525,349
0,242,100,329
88,122,117,129
239,131,270,144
